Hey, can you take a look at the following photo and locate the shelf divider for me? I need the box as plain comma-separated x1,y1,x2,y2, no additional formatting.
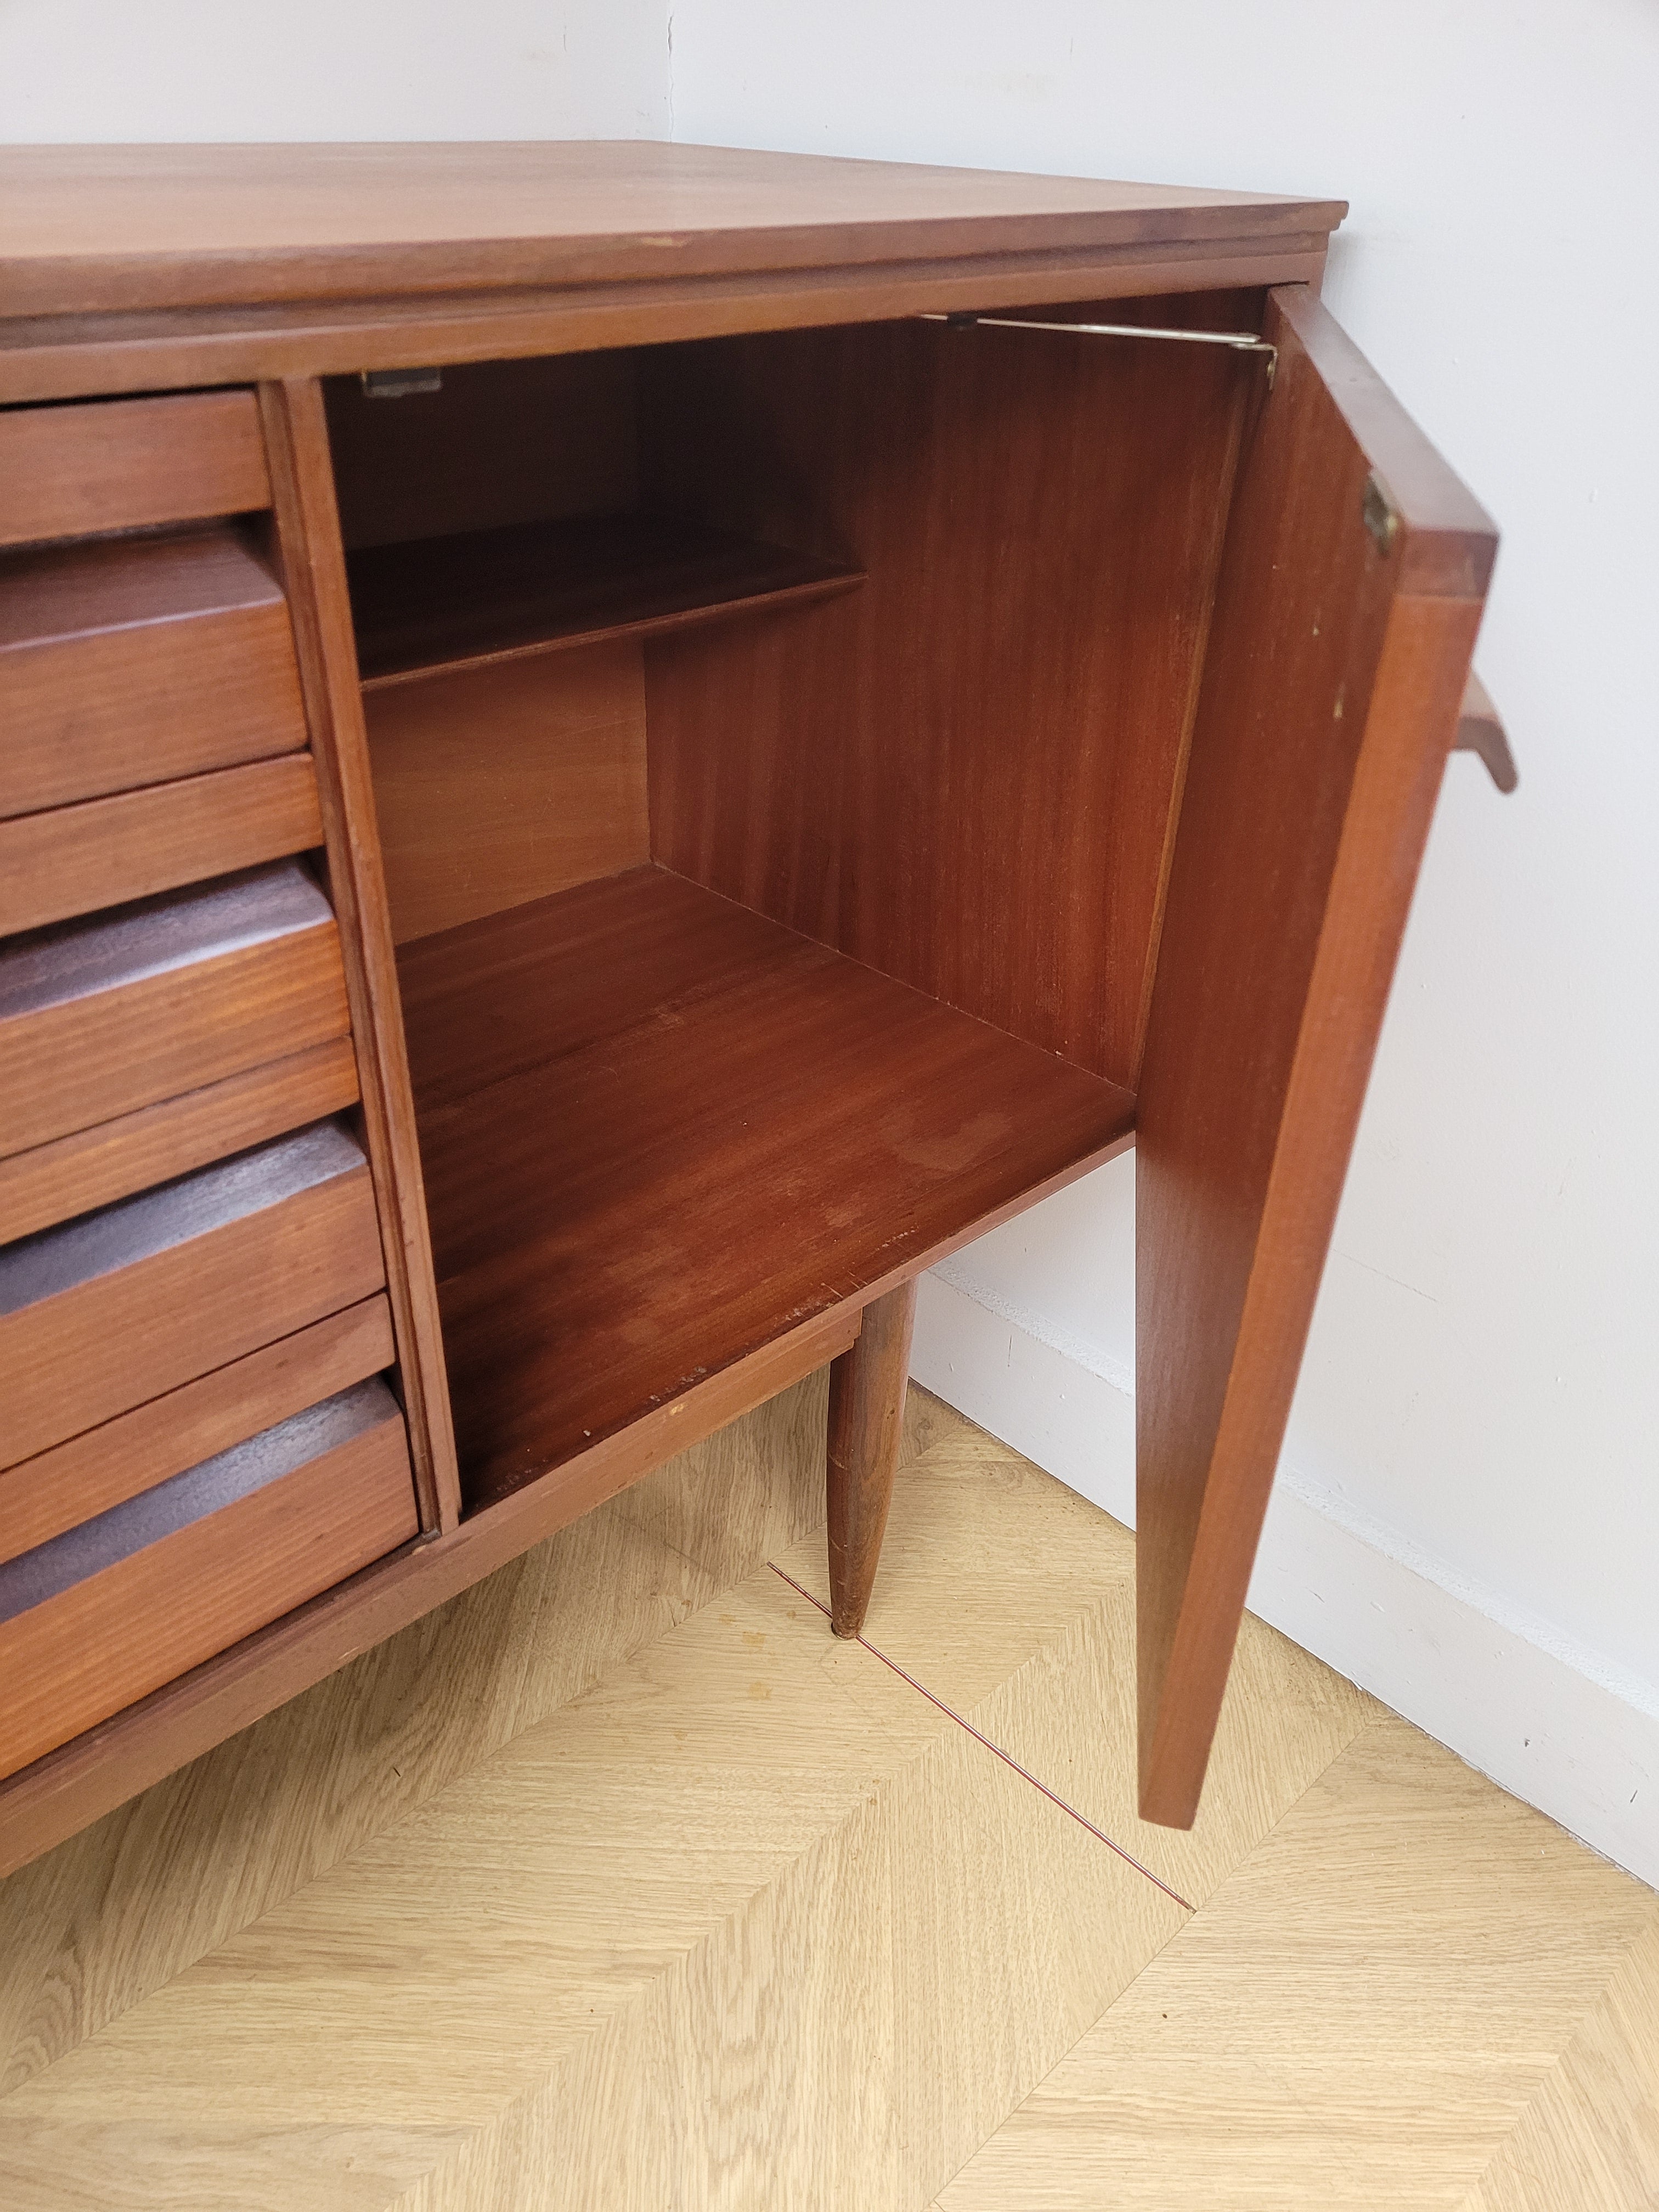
350,514,865,690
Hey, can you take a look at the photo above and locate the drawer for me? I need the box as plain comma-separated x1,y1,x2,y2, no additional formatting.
0,1036,360,1246
0,391,270,549
0,861,351,1158
0,1376,417,1782
0,755,324,937
0,527,310,819
0,1294,396,1564
0,1119,386,1468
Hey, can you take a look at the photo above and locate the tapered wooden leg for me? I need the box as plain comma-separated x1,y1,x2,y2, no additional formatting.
825,1278,918,1639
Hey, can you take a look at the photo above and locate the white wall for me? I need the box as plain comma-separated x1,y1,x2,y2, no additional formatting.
670,1,1659,1882
0,2,668,142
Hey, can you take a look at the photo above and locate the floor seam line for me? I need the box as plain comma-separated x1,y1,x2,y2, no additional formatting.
765,1560,1194,1910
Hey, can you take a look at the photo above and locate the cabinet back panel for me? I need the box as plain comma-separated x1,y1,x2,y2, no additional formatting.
640,294,1260,1088
364,643,651,944
323,353,639,552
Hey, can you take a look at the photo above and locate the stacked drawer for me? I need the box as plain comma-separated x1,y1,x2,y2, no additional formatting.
0,391,420,1781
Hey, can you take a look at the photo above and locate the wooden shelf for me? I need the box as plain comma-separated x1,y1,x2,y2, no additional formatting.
348,515,865,690
397,866,1135,1510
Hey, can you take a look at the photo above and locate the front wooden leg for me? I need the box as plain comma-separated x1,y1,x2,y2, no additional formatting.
825,1278,918,1638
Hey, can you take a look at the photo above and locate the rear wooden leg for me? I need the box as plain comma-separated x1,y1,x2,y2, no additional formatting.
825,1278,918,1639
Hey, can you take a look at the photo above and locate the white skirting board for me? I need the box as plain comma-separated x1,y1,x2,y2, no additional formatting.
911,1265,1659,1891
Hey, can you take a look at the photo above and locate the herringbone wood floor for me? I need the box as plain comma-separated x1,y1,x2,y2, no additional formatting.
2,1375,1655,2209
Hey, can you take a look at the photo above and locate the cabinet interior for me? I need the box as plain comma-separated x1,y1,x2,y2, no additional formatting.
326,291,1262,1512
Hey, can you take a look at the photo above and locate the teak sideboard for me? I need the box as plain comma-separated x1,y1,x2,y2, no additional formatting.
0,143,1511,1876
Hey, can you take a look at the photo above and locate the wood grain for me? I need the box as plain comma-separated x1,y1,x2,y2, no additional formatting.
260,376,461,1533
0,1299,857,1881
0,236,1342,409
0,1379,416,1783
1291,297,1497,599
0,1293,394,1564
781,1414,1377,1914
825,1277,917,1637
324,351,640,552
0,151,1513,1937
937,1720,1657,2211
1133,285,1497,1827
351,513,865,689
0,143,1345,320
643,295,1257,1088
0,861,351,1159
1463,1918,1659,2212
0,754,323,936
0,1378,399,1628
0,1035,361,1246
0,1538,1182,2210
364,644,650,944
0,525,308,818
0,1120,386,1469
13,1442,1654,2212
0,1368,859,2082
3,1404,1650,2212
397,865,1135,1507
0,390,269,545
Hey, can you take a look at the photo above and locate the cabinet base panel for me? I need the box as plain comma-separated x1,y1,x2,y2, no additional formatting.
397,864,1136,1512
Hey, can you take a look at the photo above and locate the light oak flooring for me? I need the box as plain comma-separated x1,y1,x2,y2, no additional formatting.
1,1377,1655,2209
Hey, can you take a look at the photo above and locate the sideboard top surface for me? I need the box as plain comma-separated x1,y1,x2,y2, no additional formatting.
0,143,1345,402
0,142,1346,317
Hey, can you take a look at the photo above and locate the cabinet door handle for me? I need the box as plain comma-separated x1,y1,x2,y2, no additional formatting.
1454,672,1519,792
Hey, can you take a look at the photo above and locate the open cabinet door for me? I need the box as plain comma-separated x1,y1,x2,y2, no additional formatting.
1135,286,1497,1826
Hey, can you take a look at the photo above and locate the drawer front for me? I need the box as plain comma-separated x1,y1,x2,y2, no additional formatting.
0,1036,360,1247
0,1377,418,1782
0,392,270,549
0,755,324,938
0,1294,396,1565
0,527,310,819
0,862,352,1158
0,1121,387,1468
